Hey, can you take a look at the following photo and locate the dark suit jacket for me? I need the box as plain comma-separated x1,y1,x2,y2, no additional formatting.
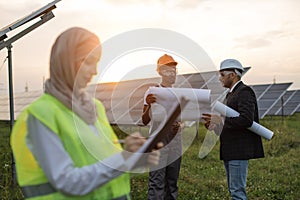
220,81,264,161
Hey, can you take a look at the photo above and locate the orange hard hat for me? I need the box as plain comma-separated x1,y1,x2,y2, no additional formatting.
157,54,177,71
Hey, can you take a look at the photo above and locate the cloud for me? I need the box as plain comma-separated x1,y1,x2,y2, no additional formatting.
105,0,155,6
175,0,209,10
104,0,207,10
266,30,294,39
234,36,272,49
233,29,293,50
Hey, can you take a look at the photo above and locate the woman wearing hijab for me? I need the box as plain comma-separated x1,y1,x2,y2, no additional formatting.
10,27,161,200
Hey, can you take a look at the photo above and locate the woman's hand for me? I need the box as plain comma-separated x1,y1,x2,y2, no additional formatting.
147,142,163,166
122,132,163,166
123,132,145,155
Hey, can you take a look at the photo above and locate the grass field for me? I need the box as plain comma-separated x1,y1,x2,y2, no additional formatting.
1,114,300,199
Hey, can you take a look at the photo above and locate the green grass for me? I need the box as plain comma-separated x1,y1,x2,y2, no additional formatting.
0,121,24,199
129,114,300,200
1,114,300,199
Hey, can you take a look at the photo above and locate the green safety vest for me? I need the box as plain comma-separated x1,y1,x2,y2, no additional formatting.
11,94,130,200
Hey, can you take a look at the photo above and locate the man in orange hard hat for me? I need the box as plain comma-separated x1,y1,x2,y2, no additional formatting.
142,54,182,200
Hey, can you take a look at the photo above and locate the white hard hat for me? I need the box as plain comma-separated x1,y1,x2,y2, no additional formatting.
220,59,245,72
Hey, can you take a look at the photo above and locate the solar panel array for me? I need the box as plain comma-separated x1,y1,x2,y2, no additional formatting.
1,68,299,123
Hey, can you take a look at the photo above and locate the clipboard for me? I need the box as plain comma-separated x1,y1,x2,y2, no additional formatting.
124,97,189,170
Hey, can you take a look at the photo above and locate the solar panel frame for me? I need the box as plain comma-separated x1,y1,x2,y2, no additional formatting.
0,0,61,40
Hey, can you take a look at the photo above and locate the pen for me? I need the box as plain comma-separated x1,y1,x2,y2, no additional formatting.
113,139,125,144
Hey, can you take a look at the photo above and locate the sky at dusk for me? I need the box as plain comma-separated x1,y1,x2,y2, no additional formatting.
1,0,300,93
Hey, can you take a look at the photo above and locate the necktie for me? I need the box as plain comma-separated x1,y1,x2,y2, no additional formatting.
223,92,231,104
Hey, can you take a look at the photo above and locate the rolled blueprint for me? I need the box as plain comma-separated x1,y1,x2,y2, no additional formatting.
212,101,274,140
148,87,211,103
147,87,211,121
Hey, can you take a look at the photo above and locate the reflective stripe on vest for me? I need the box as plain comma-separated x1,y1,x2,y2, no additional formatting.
11,94,130,199
22,183,130,200
21,183,55,198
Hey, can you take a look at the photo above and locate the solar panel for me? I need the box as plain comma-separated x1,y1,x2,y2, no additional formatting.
0,90,42,120
267,90,300,116
251,83,293,118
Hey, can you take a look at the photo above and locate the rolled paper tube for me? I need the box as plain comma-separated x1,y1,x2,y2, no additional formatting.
151,102,212,121
147,87,212,121
148,87,211,104
212,101,274,140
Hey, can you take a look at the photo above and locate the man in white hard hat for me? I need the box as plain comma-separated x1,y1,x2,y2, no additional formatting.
142,54,182,200
202,59,264,200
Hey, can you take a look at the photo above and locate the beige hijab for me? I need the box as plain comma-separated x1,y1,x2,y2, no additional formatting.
45,27,101,124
